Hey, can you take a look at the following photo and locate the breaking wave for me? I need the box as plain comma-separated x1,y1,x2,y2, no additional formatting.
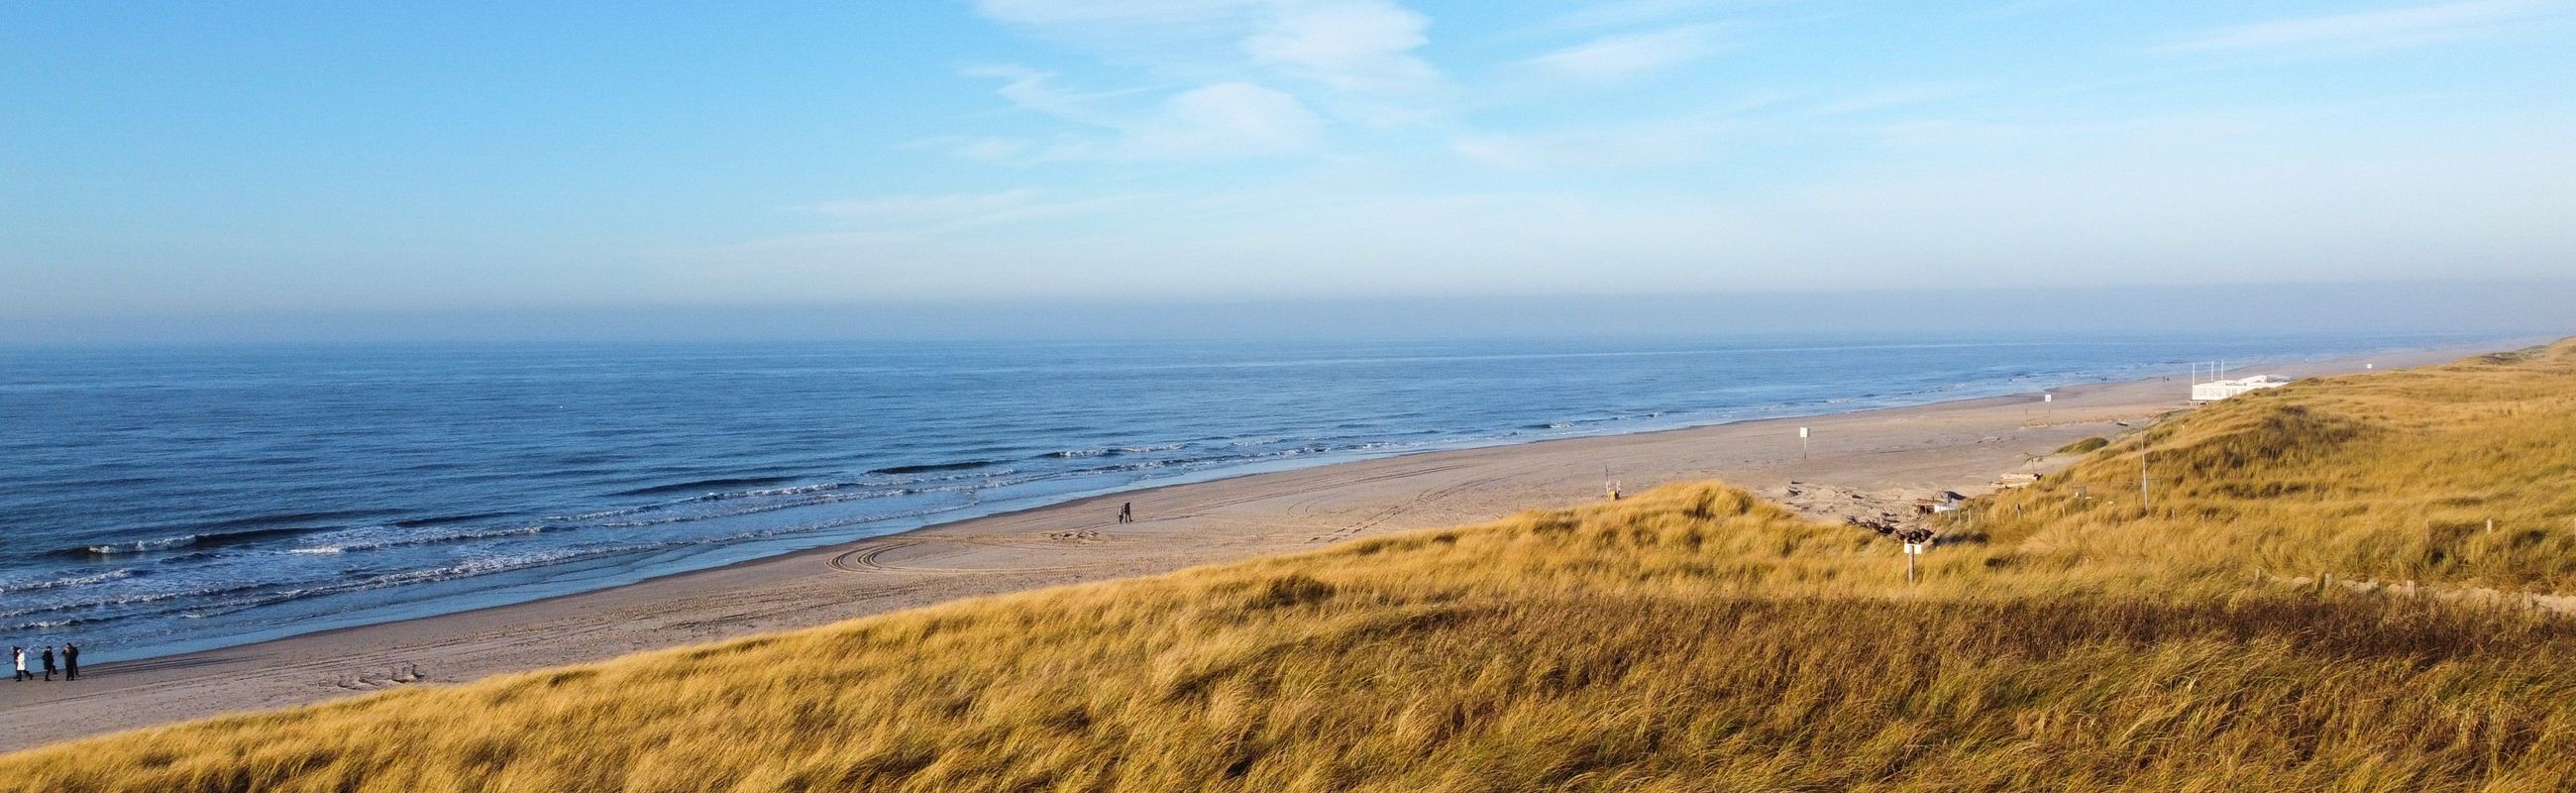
610,475,805,498
868,459,1007,476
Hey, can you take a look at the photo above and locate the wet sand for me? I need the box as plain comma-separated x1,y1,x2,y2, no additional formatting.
0,348,2474,752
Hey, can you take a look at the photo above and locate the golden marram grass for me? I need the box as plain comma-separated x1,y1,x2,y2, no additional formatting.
8,339,2576,792
1971,337,2576,591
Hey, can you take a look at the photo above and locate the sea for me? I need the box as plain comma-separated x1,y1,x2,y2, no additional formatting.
0,333,2496,661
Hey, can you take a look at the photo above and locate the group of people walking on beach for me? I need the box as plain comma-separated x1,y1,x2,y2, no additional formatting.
12,644,75,682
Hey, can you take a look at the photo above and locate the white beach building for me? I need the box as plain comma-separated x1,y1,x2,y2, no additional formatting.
2192,375,2294,401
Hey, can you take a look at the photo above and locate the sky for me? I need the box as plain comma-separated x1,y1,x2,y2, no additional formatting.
4,1,2573,341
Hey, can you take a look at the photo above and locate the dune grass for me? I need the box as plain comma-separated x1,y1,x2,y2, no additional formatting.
7,340,2576,791
1969,337,2576,592
2054,436,2110,455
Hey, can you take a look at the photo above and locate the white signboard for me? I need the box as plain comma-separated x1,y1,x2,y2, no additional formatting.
2043,394,2054,402
1798,427,1808,438
1903,543,1925,555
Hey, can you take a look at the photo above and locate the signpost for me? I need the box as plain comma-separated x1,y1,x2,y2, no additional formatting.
1898,527,1933,585
1799,426,1809,460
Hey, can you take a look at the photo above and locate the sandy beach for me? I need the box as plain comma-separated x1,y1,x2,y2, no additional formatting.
0,348,2477,752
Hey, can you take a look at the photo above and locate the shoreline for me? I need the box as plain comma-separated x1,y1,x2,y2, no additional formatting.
44,343,2300,663
0,344,2500,752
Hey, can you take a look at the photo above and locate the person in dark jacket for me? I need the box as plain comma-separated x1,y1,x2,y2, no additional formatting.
40,645,55,681
62,643,77,681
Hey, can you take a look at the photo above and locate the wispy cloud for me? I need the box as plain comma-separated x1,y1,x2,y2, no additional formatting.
959,0,1439,159
1244,1,1440,93
971,0,1444,94
1078,82,1328,160
1524,25,1729,81
970,0,1265,56
960,64,1145,128
2160,0,2562,54
951,66,1325,163
1532,0,1732,34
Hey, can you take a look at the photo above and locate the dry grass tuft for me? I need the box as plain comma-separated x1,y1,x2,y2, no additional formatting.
8,339,2576,791
2055,436,2110,455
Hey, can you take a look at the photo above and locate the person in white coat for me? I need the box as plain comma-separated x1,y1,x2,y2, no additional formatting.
11,646,26,682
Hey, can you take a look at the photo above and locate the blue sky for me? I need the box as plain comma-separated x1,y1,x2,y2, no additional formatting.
5,1,2573,327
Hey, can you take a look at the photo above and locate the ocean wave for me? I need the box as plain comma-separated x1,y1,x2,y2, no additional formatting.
593,486,938,528
0,568,141,595
722,482,865,500
1525,411,1671,432
180,548,607,621
1113,445,1335,472
288,523,549,555
394,510,516,528
1039,448,1118,459
609,475,804,498
71,524,319,557
174,500,980,622
555,480,874,522
5,617,104,632
905,467,1019,485
80,535,204,556
568,469,1024,524
232,501,1000,619
0,578,279,623
0,592,175,621
868,459,1007,476
188,510,387,532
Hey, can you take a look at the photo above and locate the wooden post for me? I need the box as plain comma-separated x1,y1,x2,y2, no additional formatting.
2139,449,2151,513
